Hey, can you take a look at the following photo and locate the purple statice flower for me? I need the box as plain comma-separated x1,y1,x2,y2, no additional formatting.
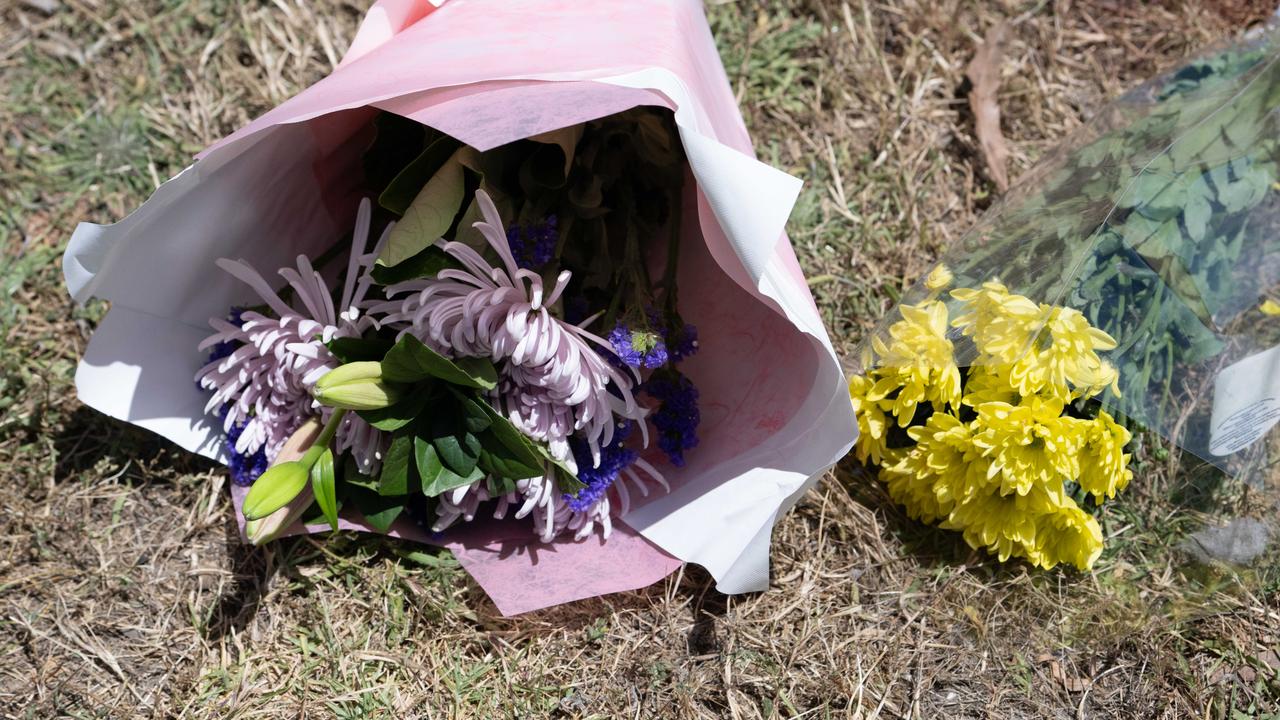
608,323,668,369
505,215,558,270
645,308,698,365
565,421,638,512
644,370,700,467
665,322,699,363
204,310,269,486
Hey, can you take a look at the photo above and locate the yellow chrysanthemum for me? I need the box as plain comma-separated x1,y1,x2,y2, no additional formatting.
924,264,954,291
951,281,1042,362
952,284,1119,401
1077,410,1133,504
880,413,988,522
848,373,893,466
1005,306,1119,400
1067,357,1122,400
868,300,963,423
1030,502,1103,570
943,485,1062,563
881,455,952,524
961,365,1022,407
971,397,1088,496
851,280,1131,573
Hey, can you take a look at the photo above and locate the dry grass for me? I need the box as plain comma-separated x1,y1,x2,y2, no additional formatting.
2,0,1279,718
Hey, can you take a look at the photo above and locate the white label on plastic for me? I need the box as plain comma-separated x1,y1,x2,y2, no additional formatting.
1209,343,1280,456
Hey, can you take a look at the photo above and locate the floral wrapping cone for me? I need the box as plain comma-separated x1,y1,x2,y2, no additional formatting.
62,0,856,615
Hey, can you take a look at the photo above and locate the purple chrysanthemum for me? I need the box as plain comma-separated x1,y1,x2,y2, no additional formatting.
221,406,269,486
196,198,388,474
644,370,700,467
374,190,646,467
506,215,558,270
372,190,664,542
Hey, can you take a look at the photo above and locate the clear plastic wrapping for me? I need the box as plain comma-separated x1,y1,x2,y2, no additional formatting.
855,25,1280,475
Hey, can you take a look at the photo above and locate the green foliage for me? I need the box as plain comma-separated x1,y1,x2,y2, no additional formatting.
311,447,339,531
380,334,497,390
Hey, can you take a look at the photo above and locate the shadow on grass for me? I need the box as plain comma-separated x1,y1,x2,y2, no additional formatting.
835,457,979,568
51,404,214,485
202,518,276,640
49,407,279,641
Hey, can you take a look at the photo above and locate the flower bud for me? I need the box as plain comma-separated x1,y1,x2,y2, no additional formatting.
242,461,309,520
314,378,402,410
925,264,953,291
314,361,383,392
243,419,321,543
245,487,314,545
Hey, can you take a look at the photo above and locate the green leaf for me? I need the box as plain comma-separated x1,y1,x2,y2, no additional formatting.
1120,171,1175,210
416,433,484,496
243,461,309,520
297,500,342,528
379,433,414,496
434,428,481,477
454,357,498,390
342,455,380,493
546,453,586,495
310,447,339,531
381,334,498,389
414,435,444,490
369,243,461,285
453,391,493,434
379,135,462,215
379,150,467,267
325,336,394,364
358,384,435,432
364,112,433,193
486,475,518,497
465,392,543,468
348,484,405,533
1183,192,1212,241
476,430,544,480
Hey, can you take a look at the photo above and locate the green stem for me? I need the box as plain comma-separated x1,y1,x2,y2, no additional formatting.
301,408,348,468
662,178,684,315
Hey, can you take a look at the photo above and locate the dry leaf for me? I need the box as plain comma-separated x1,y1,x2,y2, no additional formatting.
966,22,1011,193
1038,654,1092,693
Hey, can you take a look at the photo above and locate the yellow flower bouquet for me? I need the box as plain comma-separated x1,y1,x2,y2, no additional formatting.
849,271,1132,570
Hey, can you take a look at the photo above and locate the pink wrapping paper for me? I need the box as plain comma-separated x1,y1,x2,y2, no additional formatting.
230,486,680,616
64,0,857,615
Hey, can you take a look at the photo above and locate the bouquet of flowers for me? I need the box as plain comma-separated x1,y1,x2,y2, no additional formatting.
853,25,1280,567
849,270,1132,570
203,108,698,547
63,0,855,614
